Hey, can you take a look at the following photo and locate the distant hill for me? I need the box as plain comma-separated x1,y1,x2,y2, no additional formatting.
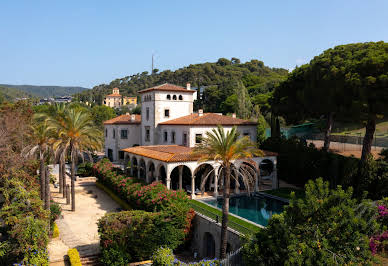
0,84,89,98
0,86,32,102
74,58,288,107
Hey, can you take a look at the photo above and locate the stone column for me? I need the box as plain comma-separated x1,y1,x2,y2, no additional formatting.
178,165,183,190
213,168,218,197
166,170,171,190
191,175,196,199
272,160,278,189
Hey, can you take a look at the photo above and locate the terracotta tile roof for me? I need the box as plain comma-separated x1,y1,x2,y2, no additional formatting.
122,145,197,162
159,113,257,126
103,114,141,125
138,83,196,94
105,93,122,97
122,145,277,163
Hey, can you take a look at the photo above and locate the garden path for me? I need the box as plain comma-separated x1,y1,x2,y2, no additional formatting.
48,167,120,265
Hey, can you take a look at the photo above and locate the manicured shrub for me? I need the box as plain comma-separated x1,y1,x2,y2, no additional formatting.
50,201,62,223
152,247,175,266
100,246,132,266
243,178,381,265
152,247,220,266
98,210,190,263
77,162,94,177
52,222,60,238
68,248,82,266
94,159,196,264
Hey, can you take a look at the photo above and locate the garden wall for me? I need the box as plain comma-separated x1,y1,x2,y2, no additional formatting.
191,213,241,259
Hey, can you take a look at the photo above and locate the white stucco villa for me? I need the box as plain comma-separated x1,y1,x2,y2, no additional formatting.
104,83,278,198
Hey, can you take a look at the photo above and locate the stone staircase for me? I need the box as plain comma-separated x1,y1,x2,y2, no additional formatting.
80,254,100,265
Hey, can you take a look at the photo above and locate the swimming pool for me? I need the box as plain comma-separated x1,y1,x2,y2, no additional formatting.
201,193,287,226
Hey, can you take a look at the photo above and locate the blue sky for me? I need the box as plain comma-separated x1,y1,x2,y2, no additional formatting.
1,0,387,88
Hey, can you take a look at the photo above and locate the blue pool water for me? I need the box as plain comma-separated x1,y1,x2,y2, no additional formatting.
201,194,287,226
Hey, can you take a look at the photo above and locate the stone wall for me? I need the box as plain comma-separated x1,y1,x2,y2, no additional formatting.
190,213,242,259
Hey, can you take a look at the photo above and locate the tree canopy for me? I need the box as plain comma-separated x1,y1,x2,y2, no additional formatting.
75,58,288,117
272,41,388,158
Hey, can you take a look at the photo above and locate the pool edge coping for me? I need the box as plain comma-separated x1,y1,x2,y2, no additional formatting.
193,197,265,229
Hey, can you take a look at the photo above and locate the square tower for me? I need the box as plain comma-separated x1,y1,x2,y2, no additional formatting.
138,83,197,145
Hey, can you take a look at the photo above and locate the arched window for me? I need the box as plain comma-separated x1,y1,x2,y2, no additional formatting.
173,95,177,100
167,95,171,100
178,95,183,100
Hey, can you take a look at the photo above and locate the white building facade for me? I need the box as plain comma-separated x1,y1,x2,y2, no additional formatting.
103,83,277,196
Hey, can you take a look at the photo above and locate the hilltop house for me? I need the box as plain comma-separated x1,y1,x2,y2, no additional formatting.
104,83,277,198
103,88,137,108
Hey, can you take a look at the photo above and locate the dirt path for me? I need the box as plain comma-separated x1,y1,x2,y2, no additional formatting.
48,171,120,264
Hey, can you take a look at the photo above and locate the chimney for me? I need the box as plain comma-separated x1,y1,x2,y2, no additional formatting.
186,83,191,90
232,113,236,118
131,114,136,121
198,109,203,117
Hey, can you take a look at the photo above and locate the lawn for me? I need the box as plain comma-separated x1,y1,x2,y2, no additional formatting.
332,120,388,137
262,187,305,200
189,199,261,235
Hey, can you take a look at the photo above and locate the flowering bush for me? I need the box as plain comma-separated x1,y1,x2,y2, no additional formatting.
152,247,220,266
94,159,196,264
98,210,190,263
369,198,388,256
0,171,49,265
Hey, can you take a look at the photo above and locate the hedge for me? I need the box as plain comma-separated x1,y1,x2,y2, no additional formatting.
94,159,196,264
152,247,220,266
67,248,82,266
52,222,60,238
261,137,388,199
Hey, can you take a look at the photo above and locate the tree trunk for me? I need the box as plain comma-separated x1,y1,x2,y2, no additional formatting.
275,117,281,138
220,164,231,259
62,156,66,198
323,112,334,152
39,153,45,201
44,166,50,210
361,115,376,162
58,160,63,194
71,147,76,211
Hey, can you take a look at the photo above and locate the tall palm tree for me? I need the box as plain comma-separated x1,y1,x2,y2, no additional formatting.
48,107,102,211
24,118,54,210
193,125,262,259
50,103,67,196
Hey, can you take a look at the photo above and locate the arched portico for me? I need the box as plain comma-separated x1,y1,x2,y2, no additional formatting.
147,161,156,183
139,158,146,180
170,165,192,191
131,157,138,178
122,145,278,198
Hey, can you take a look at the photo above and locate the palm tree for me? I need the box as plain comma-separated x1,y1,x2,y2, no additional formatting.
50,103,67,196
24,118,54,210
193,125,262,259
48,107,102,211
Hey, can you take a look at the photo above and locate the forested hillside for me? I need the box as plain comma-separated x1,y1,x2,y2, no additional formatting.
0,86,32,102
74,58,288,117
0,84,88,98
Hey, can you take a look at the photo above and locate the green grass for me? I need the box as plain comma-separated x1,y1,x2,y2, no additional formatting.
332,120,388,137
189,199,261,235
262,187,305,200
